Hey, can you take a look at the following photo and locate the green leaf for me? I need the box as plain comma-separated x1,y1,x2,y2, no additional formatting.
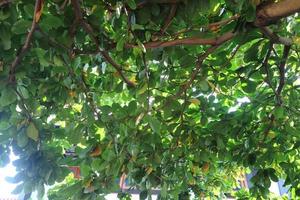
242,80,257,93
23,4,35,18
273,107,284,119
11,20,31,34
127,0,137,9
139,190,148,200
0,25,12,50
0,121,10,131
161,183,168,198
0,87,17,107
16,132,29,148
144,115,161,133
116,37,125,51
26,122,39,141
35,48,50,66
199,80,209,92
41,15,64,30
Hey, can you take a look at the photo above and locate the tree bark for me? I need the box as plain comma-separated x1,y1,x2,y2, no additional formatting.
255,0,300,26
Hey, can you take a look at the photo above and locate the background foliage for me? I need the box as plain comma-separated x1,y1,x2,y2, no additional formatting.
0,0,300,199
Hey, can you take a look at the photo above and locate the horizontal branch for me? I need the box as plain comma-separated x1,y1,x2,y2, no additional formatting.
255,0,300,26
137,0,181,8
126,32,235,49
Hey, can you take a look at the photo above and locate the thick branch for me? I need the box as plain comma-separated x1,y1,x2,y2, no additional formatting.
126,31,235,49
71,0,136,87
255,0,300,26
9,0,43,83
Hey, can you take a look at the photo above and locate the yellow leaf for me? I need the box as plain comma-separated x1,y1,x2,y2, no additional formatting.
137,83,148,95
146,167,153,175
293,36,300,45
202,162,210,173
90,146,102,157
113,71,120,77
189,98,200,106
267,131,276,139
26,122,39,141
91,5,97,13
130,76,137,84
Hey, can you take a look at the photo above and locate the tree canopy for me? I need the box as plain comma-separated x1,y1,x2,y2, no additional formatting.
0,0,300,199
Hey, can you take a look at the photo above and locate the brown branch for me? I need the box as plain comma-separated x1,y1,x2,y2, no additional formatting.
208,14,240,30
276,45,291,105
126,31,235,49
262,42,276,94
0,0,12,7
255,0,300,26
160,4,178,34
260,27,293,46
137,0,181,8
176,45,219,97
8,0,43,83
171,15,239,39
71,0,136,87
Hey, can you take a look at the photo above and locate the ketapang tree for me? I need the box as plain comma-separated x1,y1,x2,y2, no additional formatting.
0,0,299,199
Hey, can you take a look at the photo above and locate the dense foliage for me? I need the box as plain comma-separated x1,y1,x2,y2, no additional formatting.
0,0,300,199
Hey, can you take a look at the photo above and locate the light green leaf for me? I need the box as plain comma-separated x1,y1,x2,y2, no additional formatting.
26,122,39,141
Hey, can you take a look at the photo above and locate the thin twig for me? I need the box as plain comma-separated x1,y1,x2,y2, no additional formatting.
262,42,276,91
160,4,178,34
9,0,43,83
71,0,136,87
276,45,291,104
260,27,293,46
176,45,219,97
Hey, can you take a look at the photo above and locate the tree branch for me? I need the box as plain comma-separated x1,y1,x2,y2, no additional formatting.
276,45,291,105
137,0,181,8
160,4,178,34
0,0,12,7
9,0,43,83
71,0,136,87
176,45,219,97
255,0,300,26
262,42,276,95
126,31,235,49
260,27,293,46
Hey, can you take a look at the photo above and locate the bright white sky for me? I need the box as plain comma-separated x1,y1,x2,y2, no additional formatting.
0,153,19,199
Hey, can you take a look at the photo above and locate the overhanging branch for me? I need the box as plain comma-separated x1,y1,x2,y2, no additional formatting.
9,0,43,83
126,31,235,49
255,0,300,26
71,0,136,87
